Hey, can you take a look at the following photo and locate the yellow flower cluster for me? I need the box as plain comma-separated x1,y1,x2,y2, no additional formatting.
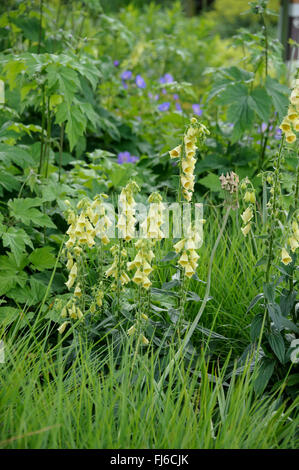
57,298,84,334
140,192,165,240
173,227,201,278
89,195,112,245
241,207,253,237
240,180,255,237
281,220,299,265
65,195,111,251
169,117,210,202
127,322,149,346
279,79,299,143
127,239,154,290
105,244,130,289
90,282,105,313
117,180,140,241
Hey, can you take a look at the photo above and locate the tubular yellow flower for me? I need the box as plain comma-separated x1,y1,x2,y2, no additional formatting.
241,207,253,224
127,325,136,336
178,251,189,267
140,335,149,346
281,247,292,265
287,108,299,121
169,145,181,159
241,223,251,237
279,120,291,132
244,191,256,204
58,322,68,334
74,284,82,298
288,236,299,252
285,131,296,143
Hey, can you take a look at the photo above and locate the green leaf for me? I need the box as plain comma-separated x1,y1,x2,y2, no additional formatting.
65,106,86,151
268,331,285,363
8,198,56,228
0,254,28,295
0,306,19,325
263,282,275,303
196,154,228,174
0,143,34,168
250,313,264,342
0,169,20,192
6,278,47,306
160,251,178,262
265,77,289,121
248,87,272,122
28,246,57,271
216,83,249,106
254,358,275,395
198,173,222,192
2,227,33,265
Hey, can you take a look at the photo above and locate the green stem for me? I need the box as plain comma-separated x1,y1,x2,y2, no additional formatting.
265,136,285,283
45,96,51,179
38,0,43,53
261,12,268,78
58,122,65,182
38,85,46,175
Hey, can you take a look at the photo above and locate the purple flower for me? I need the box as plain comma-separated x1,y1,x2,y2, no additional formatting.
259,123,272,133
114,60,119,67
159,73,174,84
274,128,282,140
173,94,179,101
117,151,139,164
135,74,146,89
158,102,170,112
161,88,167,95
164,73,174,83
175,102,182,112
122,80,128,89
121,70,132,80
192,104,202,116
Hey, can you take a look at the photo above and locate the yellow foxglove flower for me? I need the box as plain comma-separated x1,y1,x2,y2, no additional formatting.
127,325,136,336
178,251,189,267
241,207,253,224
120,272,130,285
185,263,195,278
141,335,149,345
244,191,256,204
74,284,82,297
281,247,292,265
169,145,181,159
105,263,116,277
73,246,82,256
132,269,143,284
142,276,152,289
69,304,77,319
61,306,67,318
287,109,299,121
286,131,296,143
241,223,251,237
280,120,291,132
65,276,75,290
173,239,186,253
288,237,299,252
77,307,84,320
58,322,68,334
